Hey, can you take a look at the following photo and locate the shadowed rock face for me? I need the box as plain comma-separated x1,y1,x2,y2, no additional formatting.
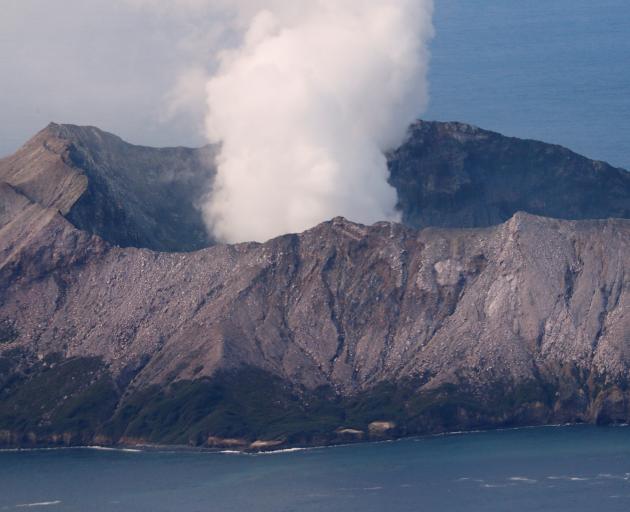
1,175,629,448
0,123,216,252
388,121,630,229
2,120,629,253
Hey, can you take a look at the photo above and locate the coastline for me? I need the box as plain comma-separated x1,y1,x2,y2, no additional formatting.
2,422,627,456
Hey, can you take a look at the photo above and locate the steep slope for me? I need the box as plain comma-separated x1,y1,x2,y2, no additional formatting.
389,121,630,228
0,128,87,215
0,123,216,252
1,185,629,449
2,121,629,253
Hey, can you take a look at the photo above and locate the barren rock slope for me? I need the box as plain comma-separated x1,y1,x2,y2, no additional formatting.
3,121,629,254
0,180,629,449
0,123,216,252
389,121,630,229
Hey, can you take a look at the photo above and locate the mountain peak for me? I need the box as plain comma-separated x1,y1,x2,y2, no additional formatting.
2,121,630,449
3,120,630,253
1,123,217,252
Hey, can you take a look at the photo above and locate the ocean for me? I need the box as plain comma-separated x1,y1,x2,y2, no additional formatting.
426,0,630,170
2,426,630,512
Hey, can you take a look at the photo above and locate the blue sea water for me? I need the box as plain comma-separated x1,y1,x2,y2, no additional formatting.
1,426,630,512
426,0,630,170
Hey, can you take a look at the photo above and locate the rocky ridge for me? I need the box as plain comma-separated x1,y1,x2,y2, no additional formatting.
0,170,629,449
388,121,630,229
2,120,629,253
0,123,216,252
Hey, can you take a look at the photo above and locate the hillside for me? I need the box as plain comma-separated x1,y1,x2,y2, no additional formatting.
2,121,629,252
388,121,630,228
0,123,216,252
1,176,629,449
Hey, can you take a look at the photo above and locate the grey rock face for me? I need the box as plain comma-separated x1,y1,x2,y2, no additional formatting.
0,123,216,252
1,121,630,448
1,180,629,439
3,121,629,254
388,121,630,229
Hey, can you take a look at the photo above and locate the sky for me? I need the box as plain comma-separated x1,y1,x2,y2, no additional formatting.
1,0,436,243
0,0,216,154
2,0,629,170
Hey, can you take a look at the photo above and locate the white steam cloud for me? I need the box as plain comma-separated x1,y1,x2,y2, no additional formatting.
126,0,434,242
203,1,434,243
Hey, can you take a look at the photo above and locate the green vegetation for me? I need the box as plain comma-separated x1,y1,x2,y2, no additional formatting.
110,369,342,445
0,357,118,441
108,370,556,446
0,321,18,344
0,358,559,449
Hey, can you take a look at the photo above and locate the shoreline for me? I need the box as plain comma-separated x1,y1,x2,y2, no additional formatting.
2,423,627,456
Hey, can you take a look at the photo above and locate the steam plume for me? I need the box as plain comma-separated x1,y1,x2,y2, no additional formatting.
204,1,434,243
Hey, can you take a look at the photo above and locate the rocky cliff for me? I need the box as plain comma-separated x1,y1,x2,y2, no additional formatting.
0,123,216,252
388,121,630,229
2,121,629,253
1,170,629,449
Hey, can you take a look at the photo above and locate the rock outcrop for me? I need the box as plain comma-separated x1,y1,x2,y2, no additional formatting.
0,123,216,252
388,121,630,229
1,172,629,449
2,120,629,253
